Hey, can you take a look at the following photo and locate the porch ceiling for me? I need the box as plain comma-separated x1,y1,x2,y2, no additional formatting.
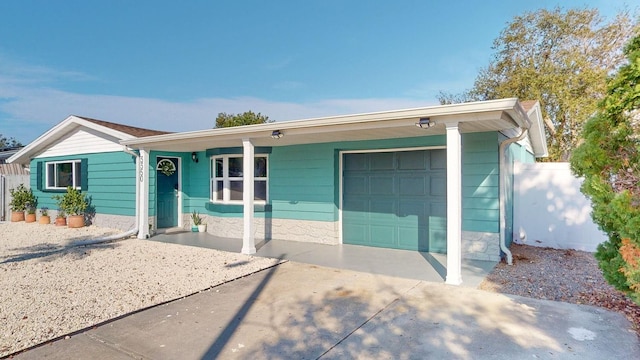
121,98,528,152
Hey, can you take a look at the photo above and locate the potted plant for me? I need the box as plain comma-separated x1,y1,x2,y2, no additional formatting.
8,184,36,222
39,207,51,224
55,210,67,226
25,203,37,223
53,186,88,228
191,210,207,232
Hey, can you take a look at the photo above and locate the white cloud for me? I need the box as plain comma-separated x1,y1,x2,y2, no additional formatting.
0,54,441,143
1,85,436,143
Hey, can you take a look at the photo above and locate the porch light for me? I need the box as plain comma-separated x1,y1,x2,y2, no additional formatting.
191,152,199,163
416,117,434,128
271,130,284,139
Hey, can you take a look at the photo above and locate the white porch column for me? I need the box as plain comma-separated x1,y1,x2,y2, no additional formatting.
138,148,150,239
445,123,463,285
241,138,256,254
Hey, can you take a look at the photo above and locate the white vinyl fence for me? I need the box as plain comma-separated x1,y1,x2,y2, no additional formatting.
513,162,607,252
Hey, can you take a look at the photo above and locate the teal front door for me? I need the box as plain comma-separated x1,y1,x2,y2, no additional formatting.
342,149,447,252
157,157,179,228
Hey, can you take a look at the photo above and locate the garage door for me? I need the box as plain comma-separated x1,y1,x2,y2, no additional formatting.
342,149,447,252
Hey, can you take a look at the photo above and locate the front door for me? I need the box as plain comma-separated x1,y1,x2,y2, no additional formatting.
156,157,179,228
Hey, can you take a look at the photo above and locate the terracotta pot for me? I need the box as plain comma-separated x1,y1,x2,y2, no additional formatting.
39,215,51,224
67,215,84,228
25,213,36,223
11,211,25,222
55,217,67,227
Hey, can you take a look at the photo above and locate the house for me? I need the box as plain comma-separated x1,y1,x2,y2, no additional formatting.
8,98,547,284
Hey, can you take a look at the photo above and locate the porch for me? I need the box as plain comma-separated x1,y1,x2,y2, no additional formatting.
150,230,498,288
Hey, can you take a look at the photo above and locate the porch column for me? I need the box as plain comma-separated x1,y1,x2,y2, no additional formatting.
242,138,256,254
445,123,462,285
138,148,150,239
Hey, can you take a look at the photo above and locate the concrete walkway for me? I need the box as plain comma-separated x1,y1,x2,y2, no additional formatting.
13,261,639,359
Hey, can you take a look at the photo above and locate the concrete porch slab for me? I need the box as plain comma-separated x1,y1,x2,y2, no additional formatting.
150,232,497,288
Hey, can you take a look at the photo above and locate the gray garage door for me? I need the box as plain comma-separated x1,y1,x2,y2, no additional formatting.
342,149,447,252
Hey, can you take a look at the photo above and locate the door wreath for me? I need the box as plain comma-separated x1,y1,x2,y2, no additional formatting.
157,159,176,176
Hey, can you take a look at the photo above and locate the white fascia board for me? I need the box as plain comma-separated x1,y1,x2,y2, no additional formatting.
122,98,524,148
7,115,136,165
524,102,549,157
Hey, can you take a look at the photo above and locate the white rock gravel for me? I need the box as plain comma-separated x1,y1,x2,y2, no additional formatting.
0,222,283,357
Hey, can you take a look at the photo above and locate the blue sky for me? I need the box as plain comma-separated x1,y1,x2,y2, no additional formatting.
0,0,632,144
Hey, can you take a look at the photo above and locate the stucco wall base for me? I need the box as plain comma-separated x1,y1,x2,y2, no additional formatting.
50,210,136,231
185,215,338,245
462,231,501,261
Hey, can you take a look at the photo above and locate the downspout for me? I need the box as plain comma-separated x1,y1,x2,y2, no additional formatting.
69,146,141,246
498,127,529,265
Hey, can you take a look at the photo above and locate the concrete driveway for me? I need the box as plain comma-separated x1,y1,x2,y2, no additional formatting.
12,261,638,359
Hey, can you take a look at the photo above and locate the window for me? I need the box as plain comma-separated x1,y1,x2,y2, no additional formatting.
211,155,268,203
46,160,82,189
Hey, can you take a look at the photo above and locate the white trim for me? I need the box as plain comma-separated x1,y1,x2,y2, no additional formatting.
339,145,446,155
338,145,448,246
44,159,82,190
209,154,269,204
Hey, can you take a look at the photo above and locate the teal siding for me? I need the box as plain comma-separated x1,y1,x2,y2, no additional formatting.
270,143,337,221
462,133,500,233
30,151,137,216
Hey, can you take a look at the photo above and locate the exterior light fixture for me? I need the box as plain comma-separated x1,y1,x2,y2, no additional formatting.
416,117,434,128
271,130,284,139
191,152,199,163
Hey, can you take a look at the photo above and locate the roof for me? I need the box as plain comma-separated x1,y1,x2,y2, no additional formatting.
7,115,171,165
76,116,171,137
122,98,549,157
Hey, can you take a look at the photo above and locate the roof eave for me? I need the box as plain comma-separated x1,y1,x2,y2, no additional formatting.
122,98,525,148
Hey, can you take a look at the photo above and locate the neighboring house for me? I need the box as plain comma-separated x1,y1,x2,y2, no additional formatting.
0,146,23,164
8,99,547,284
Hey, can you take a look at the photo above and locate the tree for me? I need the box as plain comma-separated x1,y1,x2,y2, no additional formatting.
215,111,273,128
0,134,22,148
438,8,638,161
570,34,640,303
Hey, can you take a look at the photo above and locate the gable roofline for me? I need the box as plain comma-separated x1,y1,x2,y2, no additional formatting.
7,115,169,165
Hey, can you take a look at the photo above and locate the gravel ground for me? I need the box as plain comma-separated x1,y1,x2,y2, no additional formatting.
0,222,283,357
480,244,640,336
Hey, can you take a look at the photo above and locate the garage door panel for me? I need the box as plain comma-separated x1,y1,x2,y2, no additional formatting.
430,149,447,169
371,152,395,170
343,224,368,245
344,176,367,195
399,227,427,250
398,151,426,170
399,175,427,195
430,177,447,196
370,225,396,247
370,176,395,196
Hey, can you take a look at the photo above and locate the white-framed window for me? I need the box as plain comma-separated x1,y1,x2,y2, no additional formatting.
46,160,82,189
210,155,268,203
